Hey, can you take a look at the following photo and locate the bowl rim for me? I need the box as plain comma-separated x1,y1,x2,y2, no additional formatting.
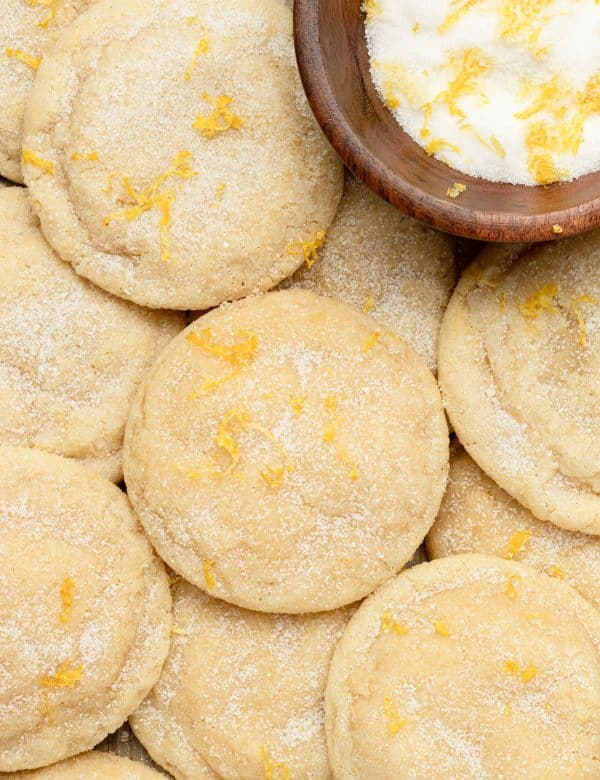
293,0,600,242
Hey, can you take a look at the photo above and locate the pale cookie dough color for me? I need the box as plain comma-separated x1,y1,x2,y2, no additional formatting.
22,0,343,309
326,554,600,779
285,174,456,372
11,751,165,779
0,0,94,183
0,188,183,483
427,445,600,609
438,236,600,535
124,289,449,613
130,580,354,780
0,448,172,772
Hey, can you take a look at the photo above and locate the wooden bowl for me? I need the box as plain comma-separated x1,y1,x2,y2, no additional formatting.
294,0,600,242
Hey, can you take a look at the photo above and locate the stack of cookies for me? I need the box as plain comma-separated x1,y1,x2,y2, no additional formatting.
0,1,598,778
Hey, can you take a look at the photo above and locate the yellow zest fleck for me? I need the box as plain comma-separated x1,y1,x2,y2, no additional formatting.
425,138,460,156
525,611,548,623
549,565,565,579
103,151,197,263
286,230,326,270
504,575,520,600
5,48,41,69
189,370,240,398
490,135,506,158
362,331,381,353
430,47,493,123
375,61,419,110
380,610,409,635
438,0,483,33
446,182,467,199
59,578,74,625
519,285,558,319
185,27,210,81
323,395,338,443
170,626,190,637
504,529,531,559
384,698,409,735
186,328,258,367
363,295,374,314
260,746,291,780
27,0,59,28
434,621,451,637
211,181,227,209
337,447,359,480
503,660,538,683
571,295,597,348
504,703,512,716
412,21,420,33
39,661,83,689
552,224,563,234
260,463,293,489
499,0,555,58
22,149,53,174
204,560,216,590
290,396,305,416
71,151,99,162
193,93,244,139
362,0,382,21
216,408,251,473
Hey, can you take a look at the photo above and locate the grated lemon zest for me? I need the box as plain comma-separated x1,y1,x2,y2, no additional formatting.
362,331,381,353
504,575,520,600
22,149,53,173
59,578,75,625
185,26,210,81
362,0,382,21
189,371,240,399
186,328,258,367
384,698,409,735
6,48,41,69
380,610,409,635
27,0,59,28
39,661,82,689
549,565,565,579
260,746,291,780
171,626,190,636
438,0,484,33
504,529,531,559
552,223,563,234
434,620,451,637
503,660,538,683
571,295,597,347
193,93,244,139
519,285,558,319
286,230,326,270
446,182,467,199
204,560,216,590
363,295,374,314
103,151,197,263
290,396,305,415
71,151,99,161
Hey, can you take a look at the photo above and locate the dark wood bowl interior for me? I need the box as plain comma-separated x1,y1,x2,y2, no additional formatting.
294,0,600,242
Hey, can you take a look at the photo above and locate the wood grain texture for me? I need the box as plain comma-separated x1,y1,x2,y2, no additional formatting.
294,0,600,242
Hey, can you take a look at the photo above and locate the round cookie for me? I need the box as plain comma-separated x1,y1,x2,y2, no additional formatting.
0,188,182,482
22,0,343,309
438,236,600,535
11,752,164,779
0,447,172,771
427,445,600,609
325,554,600,779
130,580,354,780
124,289,449,613
0,1,94,183
285,174,456,372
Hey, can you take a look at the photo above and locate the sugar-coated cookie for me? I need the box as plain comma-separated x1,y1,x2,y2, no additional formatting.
124,289,448,613
23,0,342,309
0,0,94,183
427,444,600,609
11,751,164,778
0,448,172,771
286,174,456,372
131,580,353,779
326,554,600,779
0,188,182,482
439,236,600,535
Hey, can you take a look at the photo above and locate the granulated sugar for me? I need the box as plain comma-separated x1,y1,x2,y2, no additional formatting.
364,0,600,185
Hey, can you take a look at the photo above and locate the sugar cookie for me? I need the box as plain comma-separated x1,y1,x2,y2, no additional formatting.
0,188,182,482
124,289,449,613
22,0,342,309
130,580,353,779
12,751,164,779
285,174,456,372
427,445,600,609
326,554,600,779
438,236,600,535
0,447,172,771
0,1,94,183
